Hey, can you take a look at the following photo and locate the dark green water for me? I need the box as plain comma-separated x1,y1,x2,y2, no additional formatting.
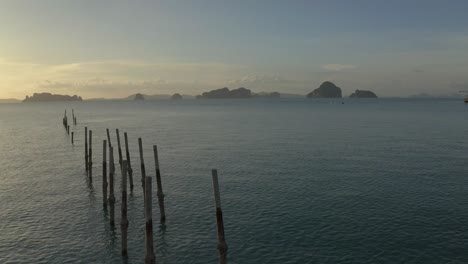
0,98,467,263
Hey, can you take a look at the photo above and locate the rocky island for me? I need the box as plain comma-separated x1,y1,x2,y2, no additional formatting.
306,81,342,98
196,87,252,99
23,93,83,102
171,93,183,100
349,90,378,98
134,93,145,100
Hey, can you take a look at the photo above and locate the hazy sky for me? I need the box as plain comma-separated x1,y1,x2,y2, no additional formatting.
1,0,468,99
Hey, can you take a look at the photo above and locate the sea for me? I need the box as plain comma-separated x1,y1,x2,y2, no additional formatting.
0,98,467,264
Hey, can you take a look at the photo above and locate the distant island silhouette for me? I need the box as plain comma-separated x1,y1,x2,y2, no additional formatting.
171,93,183,100
197,87,252,99
23,93,83,102
134,93,145,100
196,87,283,99
350,90,378,98
306,81,342,98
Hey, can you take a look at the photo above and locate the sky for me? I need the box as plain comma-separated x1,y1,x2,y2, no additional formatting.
1,0,468,99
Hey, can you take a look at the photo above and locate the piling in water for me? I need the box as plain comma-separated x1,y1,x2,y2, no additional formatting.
138,138,146,192
116,129,123,169
144,176,156,264
153,145,166,223
71,132,74,145
109,146,116,228
106,128,112,149
67,125,70,135
212,169,228,263
124,132,134,191
121,160,129,256
85,127,88,172
89,130,93,180
102,140,108,208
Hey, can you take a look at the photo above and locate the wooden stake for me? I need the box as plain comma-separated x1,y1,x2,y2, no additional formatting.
89,130,93,180
138,138,146,191
71,132,74,145
124,132,134,191
106,128,112,149
109,146,116,228
85,127,88,172
153,145,166,223
121,160,129,257
144,176,156,264
116,129,123,168
212,169,228,263
67,125,70,135
102,140,108,208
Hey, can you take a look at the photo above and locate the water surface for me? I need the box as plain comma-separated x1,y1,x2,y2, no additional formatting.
0,98,467,263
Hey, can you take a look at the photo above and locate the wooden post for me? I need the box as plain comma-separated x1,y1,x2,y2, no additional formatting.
89,130,93,180
121,160,129,257
212,169,228,263
85,127,88,172
138,138,146,191
109,146,116,228
116,129,123,168
71,132,74,145
67,125,70,135
124,132,134,191
106,128,112,149
153,145,166,223
102,140,108,208
144,176,156,264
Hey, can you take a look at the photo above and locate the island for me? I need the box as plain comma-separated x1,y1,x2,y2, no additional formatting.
196,87,252,99
349,90,378,98
134,93,145,100
306,81,342,98
23,93,83,102
171,93,183,100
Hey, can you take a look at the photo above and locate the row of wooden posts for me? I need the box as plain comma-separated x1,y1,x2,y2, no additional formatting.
62,110,228,263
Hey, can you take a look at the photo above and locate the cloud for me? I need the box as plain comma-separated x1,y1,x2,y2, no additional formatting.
322,64,357,71
0,58,245,98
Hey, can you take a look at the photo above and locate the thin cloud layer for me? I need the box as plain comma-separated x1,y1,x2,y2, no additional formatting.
323,64,357,71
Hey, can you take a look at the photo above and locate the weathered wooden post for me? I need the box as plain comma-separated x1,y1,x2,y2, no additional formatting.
153,145,166,223
67,125,70,135
109,146,116,228
102,140,108,208
144,176,156,264
124,132,134,191
89,130,93,180
212,169,228,264
138,138,146,191
106,128,112,149
121,160,129,256
85,127,88,172
71,132,74,145
116,129,123,168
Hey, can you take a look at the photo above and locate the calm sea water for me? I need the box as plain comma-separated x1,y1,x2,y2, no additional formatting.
0,98,467,264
